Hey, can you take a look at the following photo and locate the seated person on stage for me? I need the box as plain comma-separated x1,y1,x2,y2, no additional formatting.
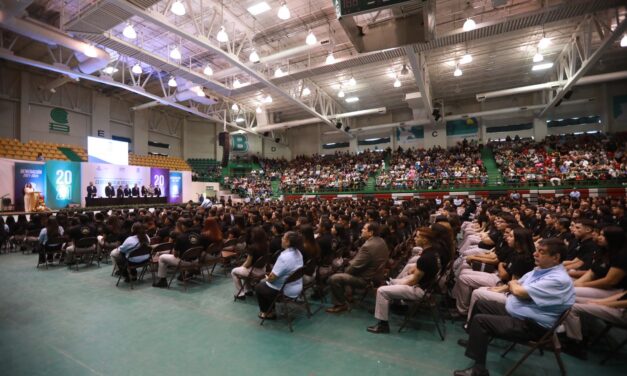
326,222,389,313
454,238,575,376
105,182,115,198
110,222,150,283
153,218,204,288
563,219,599,278
124,184,131,197
148,185,155,197
154,184,162,197
64,214,98,264
86,181,97,198
255,231,303,320
131,184,140,197
367,227,443,333
116,185,124,198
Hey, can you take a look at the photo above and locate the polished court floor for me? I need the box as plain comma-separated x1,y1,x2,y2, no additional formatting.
0,252,624,376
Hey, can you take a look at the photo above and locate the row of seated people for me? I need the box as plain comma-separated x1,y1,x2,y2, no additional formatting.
5,194,626,375
86,182,163,198
223,174,273,199
376,140,488,189
260,150,384,193
491,132,627,186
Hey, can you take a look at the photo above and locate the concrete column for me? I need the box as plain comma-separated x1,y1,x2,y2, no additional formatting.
90,91,110,137
390,129,397,150
599,83,611,133
533,117,548,141
131,110,149,155
18,71,30,143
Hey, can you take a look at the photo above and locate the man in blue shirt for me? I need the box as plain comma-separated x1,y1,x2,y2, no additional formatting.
454,238,575,376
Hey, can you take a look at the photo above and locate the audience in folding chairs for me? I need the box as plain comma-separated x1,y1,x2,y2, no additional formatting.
110,222,150,283
232,226,268,299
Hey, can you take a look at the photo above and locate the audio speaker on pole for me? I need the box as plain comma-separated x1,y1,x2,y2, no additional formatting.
220,132,230,167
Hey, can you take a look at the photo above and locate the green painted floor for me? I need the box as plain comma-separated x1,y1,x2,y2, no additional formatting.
0,252,624,376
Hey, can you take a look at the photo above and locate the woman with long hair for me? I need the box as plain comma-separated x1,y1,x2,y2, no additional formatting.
231,226,268,300
201,217,223,245
299,224,320,263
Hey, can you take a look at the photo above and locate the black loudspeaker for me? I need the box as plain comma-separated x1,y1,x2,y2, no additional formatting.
221,133,230,167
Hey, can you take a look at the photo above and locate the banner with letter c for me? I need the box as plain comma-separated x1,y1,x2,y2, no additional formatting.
45,160,82,209
150,167,169,198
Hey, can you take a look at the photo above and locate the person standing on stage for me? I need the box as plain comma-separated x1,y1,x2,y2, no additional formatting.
154,185,162,197
105,182,115,198
124,184,131,197
86,182,97,198
116,185,124,198
131,184,140,197
141,185,147,197
23,183,34,212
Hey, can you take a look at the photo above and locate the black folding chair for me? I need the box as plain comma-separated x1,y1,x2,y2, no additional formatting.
36,237,65,269
233,254,270,302
168,247,203,291
589,320,627,365
500,308,572,376
116,244,154,289
259,266,311,332
69,237,99,271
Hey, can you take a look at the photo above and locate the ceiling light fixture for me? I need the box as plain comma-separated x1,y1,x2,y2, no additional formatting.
325,52,335,65
277,2,291,20
168,77,177,87
400,64,409,75
249,49,260,63
274,67,285,77
454,65,462,77
203,65,213,76
306,30,317,45
256,106,262,114
538,36,551,49
463,18,476,31
231,103,239,111
393,77,401,88
460,53,473,64
247,2,271,15
532,62,554,71
84,44,98,58
170,46,181,60
533,51,544,63
302,87,311,96
170,1,186,16
131,63,143,75
122,23,137,39
217,26,229,43
338,88,345,98
233,78,242,88
103,66,118,75
348,76,356,86
235,117,245,123
345,97,359,103
621,34,627,47
264,94,273,103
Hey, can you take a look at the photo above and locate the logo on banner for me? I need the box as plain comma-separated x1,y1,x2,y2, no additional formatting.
55,169,72,200
49,108,70,133
231,134,248,152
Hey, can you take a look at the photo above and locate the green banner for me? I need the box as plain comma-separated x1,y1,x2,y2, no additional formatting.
45,160,81,209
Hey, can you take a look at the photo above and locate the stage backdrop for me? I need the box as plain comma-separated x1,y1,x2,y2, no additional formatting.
150,167,169,198
80,162,150,206
14,162,46,211
45,160,82,209
169,171,183,204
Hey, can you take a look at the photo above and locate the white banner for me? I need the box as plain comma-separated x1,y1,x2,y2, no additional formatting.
80,162,150,206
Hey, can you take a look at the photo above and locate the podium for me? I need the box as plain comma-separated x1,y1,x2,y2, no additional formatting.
24,191,40,212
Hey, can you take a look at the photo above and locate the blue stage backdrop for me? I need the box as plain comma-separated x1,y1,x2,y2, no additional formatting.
14,162,46,211
45,160,82,209
169,171,182,204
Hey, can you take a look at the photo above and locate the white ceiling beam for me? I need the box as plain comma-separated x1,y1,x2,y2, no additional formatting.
404,46,435,125
538,16,627,117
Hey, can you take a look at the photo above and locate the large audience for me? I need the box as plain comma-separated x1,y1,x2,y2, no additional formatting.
491,133,627,186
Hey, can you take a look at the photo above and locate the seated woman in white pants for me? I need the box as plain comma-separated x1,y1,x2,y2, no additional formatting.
232,226,268,299
366,227,444,334
564,290,627,344
153,218,204,288
573,226,627,302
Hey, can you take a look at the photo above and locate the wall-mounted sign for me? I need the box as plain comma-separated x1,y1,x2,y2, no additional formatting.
49,108,70,133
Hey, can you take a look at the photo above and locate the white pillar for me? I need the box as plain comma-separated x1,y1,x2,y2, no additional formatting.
533,117,547,141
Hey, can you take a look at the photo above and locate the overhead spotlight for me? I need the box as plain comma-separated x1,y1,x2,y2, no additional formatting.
302,87,311,96
274,67,285,77
122,23,137,39
533,51,544,63
344,126,350,132
621,34,627,47
84,44,98,58
192,86,205,97
277,2,290,20
454,66,462,77
264,94,273,103
170,0,186,16
400,64,409,75
325,52,336,65
463,18,476,31
170,46,181,60
532,62,554,71
338,89,345,98
217,26,229,43
336,122,342,129
168,77,177,87
393,76,401,88
460,53,473,64
257,106,263,114
203,65,213,76
231,103,239,111
306,30,317,45
131,63,143,75
249,49,260,63
103,66,118,75
233,79,242,88
348,76,356,86
538,36,551,49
